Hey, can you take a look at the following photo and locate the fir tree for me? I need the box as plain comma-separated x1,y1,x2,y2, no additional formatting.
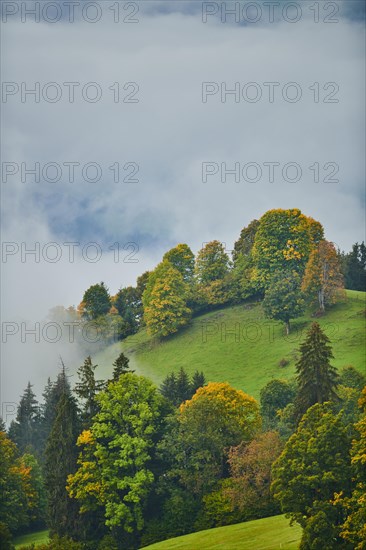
8,382,40,454
74,356,104,426
44,383,80,538
176,367,192,404
111,352,134,382
295,322,340,422
190,371,206,395
160,372,178,405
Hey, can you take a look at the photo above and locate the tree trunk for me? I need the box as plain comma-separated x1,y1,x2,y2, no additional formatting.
318,288,325,311
285,320,290,335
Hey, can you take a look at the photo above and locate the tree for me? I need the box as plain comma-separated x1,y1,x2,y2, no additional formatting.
21,453,47,528
44,386,81,538
302,240,345,312
252,209,323,289
232,219,260,262
81,282,111,320
225,431,283,518
159,383,261,496
262,271,305,334
175,367,192,404
190,371,206,395
294,322,340,421
159,369,206,407
163,244,195,283
160,372,178,405
271,403,352,549
337,387,366,549
195,241,230,285
67,374,168,541
111,352,134,381
341,242,366,291
260,379,296,425
8,382,40,454
0,430,31,535
114,286,140,336
339,365,366,391
143,260,191,338
74,356,105,426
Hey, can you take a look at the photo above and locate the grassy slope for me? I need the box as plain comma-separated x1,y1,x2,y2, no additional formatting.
14,529,49,548
95,290,365,399
142,514,302,550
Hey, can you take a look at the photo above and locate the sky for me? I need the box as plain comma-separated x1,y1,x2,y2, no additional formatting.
1,0,365,418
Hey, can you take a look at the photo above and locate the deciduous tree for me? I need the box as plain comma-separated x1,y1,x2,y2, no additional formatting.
143,260,191,338
271,403,352,549
262,271,305,334
302,240,345,311
163,244,195,283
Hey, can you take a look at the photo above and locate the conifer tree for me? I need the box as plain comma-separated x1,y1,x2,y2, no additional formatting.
295,322,339,421
8,382,40,454
160,372,178,405
74,356,104,426
176,368,192,404
111,352,134,382
44,379,80,538
190,371,206,396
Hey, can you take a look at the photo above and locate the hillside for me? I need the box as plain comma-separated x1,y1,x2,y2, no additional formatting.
142,514,302,550
95,290,366,399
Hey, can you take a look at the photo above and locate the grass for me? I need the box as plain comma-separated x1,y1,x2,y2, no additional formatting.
13,529,49,548
95,290,366,399
142,514,302,549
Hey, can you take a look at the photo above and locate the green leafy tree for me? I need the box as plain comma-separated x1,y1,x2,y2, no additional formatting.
143,260,191,338
339,365,366,391
262,271,305,334
260,379,296,426
159,383,261,496
302,240,345,312
81,282,111,320
111,352,134,381
0,430,30,535
163,244,195,283
271,403,352,549
74,356,105,427
114,286,140,336
67,374,168,540
195,241,230,285
295,322,340,421
337,387,366,549
232,219,260,262
22,452,47,528
252,209,323,289
44,386,81,538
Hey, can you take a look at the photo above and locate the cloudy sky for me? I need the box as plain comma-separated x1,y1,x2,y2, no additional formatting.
1,0,365,414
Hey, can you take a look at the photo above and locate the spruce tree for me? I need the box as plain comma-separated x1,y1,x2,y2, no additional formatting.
190,371,206,395
39,366,71,453
74,356,104,426
111,352,134,382
176,367,191,404
295,322,339,422
160,372,178,405
44,383,80,538
9,382,40,454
